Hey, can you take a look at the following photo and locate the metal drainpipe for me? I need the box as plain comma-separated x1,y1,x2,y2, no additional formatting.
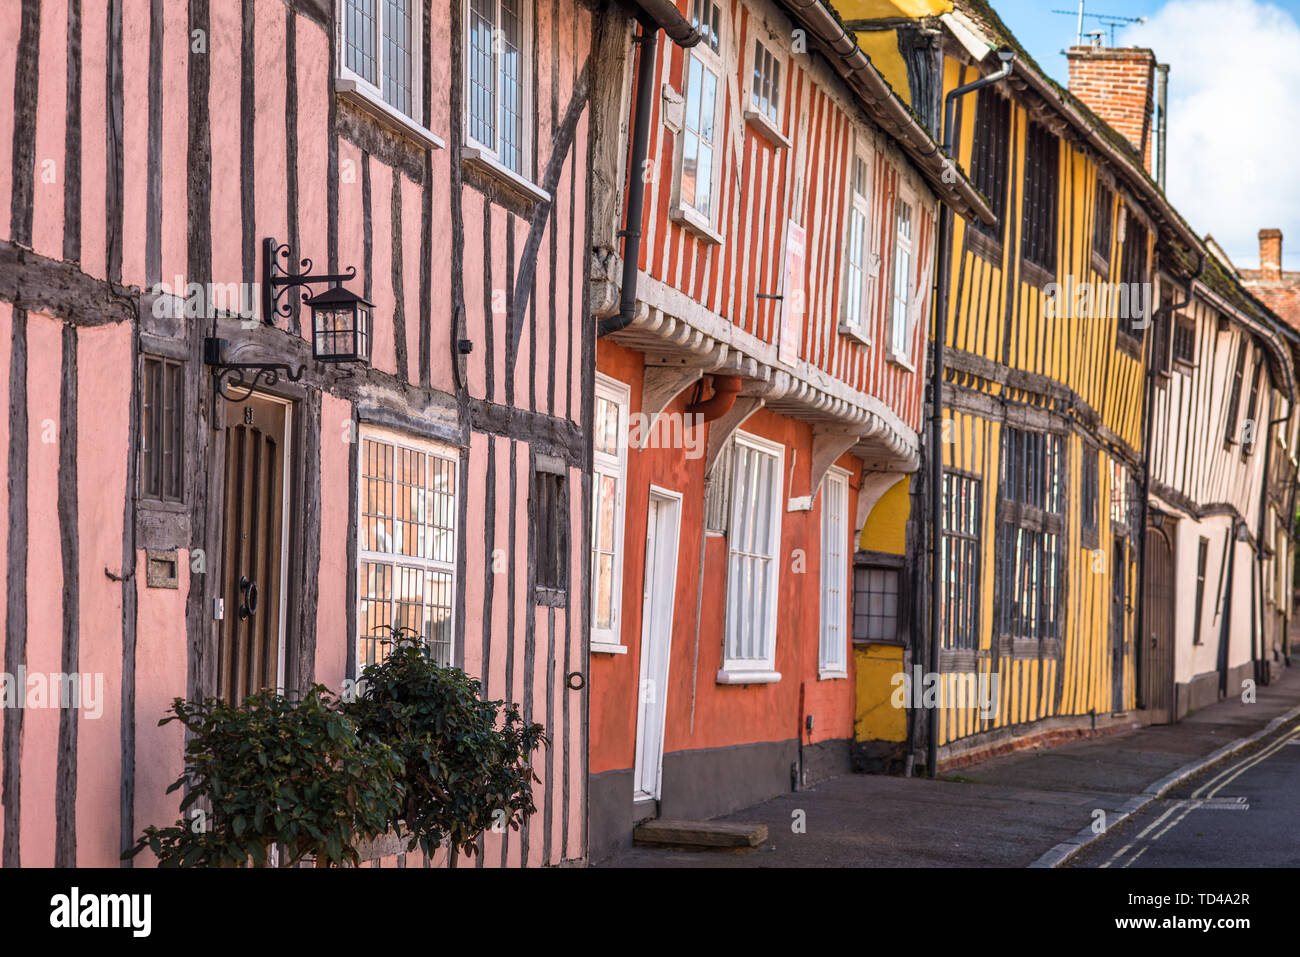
926,51,1013,779
1156,64,1169,191
597,9,699,339
597,21,660,339
1136,255,1202,711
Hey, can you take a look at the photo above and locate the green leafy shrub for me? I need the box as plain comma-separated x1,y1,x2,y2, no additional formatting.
345,633,546,858
126,685,403,868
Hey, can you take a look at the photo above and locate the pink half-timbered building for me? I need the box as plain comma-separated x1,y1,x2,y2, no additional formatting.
1,0,591,866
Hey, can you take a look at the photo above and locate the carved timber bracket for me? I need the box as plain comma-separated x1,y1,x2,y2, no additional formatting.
704,397,765,478
808,427,863,500
641,363,705,419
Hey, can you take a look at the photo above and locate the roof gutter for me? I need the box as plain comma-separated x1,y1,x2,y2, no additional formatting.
632,0,701,46
783,0,995,226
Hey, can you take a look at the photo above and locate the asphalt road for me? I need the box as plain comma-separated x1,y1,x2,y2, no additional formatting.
1070,719,1300,868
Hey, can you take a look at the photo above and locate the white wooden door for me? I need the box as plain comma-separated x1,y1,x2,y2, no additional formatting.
633,488,682,802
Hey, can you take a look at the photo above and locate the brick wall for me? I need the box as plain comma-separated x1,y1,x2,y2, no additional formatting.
1066,45,1157,172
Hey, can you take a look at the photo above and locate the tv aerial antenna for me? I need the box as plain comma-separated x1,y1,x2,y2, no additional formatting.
1052,2,1146,46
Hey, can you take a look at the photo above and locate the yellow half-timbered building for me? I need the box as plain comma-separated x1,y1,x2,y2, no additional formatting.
837,0,1298,770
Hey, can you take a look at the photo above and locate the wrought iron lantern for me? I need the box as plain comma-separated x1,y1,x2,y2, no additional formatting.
305,285,373,363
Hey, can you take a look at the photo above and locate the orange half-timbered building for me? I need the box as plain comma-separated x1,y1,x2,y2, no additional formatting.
584,0,991,859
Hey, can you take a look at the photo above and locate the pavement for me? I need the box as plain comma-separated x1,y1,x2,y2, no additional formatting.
596,659,1300,868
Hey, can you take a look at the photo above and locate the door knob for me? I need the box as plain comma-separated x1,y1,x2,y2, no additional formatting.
238,576,259,619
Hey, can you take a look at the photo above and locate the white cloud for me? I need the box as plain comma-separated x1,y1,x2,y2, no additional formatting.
1121,0,1300,269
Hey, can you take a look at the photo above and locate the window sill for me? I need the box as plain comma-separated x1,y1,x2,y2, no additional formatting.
534,586,567,607
838,322,871,346
335,78,445,151
462,148,551,205
1020,259,1054,291
743,108,791,149
716,668,781,685
967,226,1003,265
590,641,628,656
818,669,848,681
669,204,724,245
1115,330,1143,360
886,349,915,372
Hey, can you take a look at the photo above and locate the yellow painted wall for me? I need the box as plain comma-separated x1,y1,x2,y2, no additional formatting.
834,0,952,18
859,476,910,554
854,644,907,742
855,32,912,105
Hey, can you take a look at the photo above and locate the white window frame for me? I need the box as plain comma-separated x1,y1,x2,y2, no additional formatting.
887,185,917,367
743,30,790,148
838,134,877,344
462,0,539,191
718,430,784,684
356,426,460,673
819,467,850,679
335,0,444,150
670,0,727,242
591,375,630,654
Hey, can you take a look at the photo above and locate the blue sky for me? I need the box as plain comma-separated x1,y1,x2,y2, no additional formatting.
986,0,1300,270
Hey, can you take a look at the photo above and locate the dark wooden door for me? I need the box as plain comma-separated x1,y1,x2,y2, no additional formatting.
1143,525,1175,724
1110,538,1127,710
218,394,288,704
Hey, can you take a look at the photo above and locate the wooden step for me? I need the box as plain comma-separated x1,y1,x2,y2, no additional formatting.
634,818,768,849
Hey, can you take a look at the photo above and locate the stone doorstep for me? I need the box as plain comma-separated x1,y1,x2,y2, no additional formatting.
633,818,769,849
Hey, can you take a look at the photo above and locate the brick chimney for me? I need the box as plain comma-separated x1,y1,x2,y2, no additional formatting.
1259,228,1283,281
1066,45,1157,173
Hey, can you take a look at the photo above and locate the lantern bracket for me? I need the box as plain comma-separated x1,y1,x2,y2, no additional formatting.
261,236,359,325
203,336,306,420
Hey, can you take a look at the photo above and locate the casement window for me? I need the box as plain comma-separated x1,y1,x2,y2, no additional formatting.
338,0,422,121
839,148,878,340
532,458,569,601
1108,460,1133,528
1172,315,1196,366
996,427,1064,647
358,431,458,669
818,469,850,677
1092,178,1113,272
853,564,900,643
465,0,530,174
676,0,724,228
720,432,784,682
941,472,981,651
1081,445,1099,548
591,376,630,651
889,191,916,361
1020,121,1059,275
1224,342,1248,446
139,355,185,503
1193,537,1209,645
704,439,734,534
1119,215,1149,341
969,88,1010,240
1241,356,1264,455
1150,309,1171,375
749,39,781,126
